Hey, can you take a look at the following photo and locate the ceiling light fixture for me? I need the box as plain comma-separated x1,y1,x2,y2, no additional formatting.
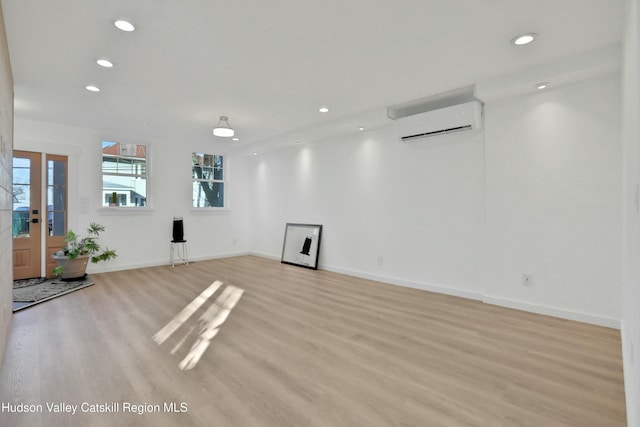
535,82,549,90
96,59,113,68
114,20,135,32
85,85,100,92
358,127,365,131
252,152,258,156
511,33,537,46
232,137,239,141
213,116,235,137
318,107,329,113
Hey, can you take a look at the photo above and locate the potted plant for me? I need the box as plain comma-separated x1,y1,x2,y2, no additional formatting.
52,222,117,280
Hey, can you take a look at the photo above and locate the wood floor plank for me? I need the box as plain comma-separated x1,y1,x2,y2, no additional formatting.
0,255,627,426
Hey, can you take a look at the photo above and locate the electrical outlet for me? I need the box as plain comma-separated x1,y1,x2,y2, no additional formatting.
377,256,384,266
522,274,532,286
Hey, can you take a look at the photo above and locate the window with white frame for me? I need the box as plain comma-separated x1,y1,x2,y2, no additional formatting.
192,153,224,208
102,141,148,207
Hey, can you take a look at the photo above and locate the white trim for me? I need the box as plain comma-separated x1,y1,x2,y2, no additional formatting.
248,251,620,329
93,250,622,330
99,139,152,210
191,152,228,209
248,251,280,261
320,263,483,301
248,251,481,300
86,251,250,274
190,207,230,215
482,295,621,329
97,207,154,216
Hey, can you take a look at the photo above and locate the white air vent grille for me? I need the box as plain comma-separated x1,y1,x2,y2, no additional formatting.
401,125,473,142
394,101,483,142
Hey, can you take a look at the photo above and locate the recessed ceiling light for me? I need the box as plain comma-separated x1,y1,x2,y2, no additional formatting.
96,59,113,68
318,107,329,113
232,137,239,141
114,20,135,32
535,82,549,90
85,85,100,92
511,33,537,46
358,127,365,131
252,152,258,156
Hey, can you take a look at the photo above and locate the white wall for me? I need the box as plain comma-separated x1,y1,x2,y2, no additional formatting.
249,73,622,328
13,118,252,274
622,0,640,425
484,75,622,326
249,124,486,298
0,4,13,365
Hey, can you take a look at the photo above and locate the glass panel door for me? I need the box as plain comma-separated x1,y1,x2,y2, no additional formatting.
12,151,42,280
45,154,68,277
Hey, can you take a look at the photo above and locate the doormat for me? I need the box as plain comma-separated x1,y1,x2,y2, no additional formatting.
13,277,47,289
13,276,94,311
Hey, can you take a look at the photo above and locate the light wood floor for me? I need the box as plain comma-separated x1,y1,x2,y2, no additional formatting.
0,256,626,426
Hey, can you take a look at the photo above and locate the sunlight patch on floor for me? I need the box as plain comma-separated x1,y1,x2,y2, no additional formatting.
153,280,244,371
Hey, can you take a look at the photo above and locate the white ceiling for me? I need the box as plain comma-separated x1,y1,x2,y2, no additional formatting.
0,0,624,153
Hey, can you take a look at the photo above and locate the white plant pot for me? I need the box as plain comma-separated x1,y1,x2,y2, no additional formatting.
52,255,90,280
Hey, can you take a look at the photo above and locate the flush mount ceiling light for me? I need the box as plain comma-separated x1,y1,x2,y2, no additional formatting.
85,85,100,92
114,20,135,32
535,82,549,90
96,59,113,68
511,33,537,46
318,107,329,113
213,116,235,137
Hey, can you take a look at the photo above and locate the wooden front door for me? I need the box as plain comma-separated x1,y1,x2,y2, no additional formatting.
12,151,68,279
12,151,42,280
45,154,68,277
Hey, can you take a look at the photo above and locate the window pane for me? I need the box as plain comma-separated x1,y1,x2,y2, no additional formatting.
13,184,30,207
48,160,65,185
50,211,65,236
47,158,67,236
192,181,223,207
102,156,118,174
193,153,209,179
102,177,147,207
13,157,33,237
13,158,30,184
12,210,30,238
213,155,223,180
102,141,148,207
49,186,65,210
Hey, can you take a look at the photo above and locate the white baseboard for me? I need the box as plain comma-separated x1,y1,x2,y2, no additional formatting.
482,295,621,329
92,251,622,329
248,252,621,329
248,251,280,261
320,264,484,301
87,251,250,274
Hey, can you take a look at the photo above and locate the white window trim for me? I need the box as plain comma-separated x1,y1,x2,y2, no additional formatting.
99,139,153,214
191,152,229,211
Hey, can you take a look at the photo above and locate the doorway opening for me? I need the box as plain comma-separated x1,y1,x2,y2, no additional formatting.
12,151,68,308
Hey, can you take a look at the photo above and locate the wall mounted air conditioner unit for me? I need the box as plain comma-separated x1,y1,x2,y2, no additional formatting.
394,100,483,142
